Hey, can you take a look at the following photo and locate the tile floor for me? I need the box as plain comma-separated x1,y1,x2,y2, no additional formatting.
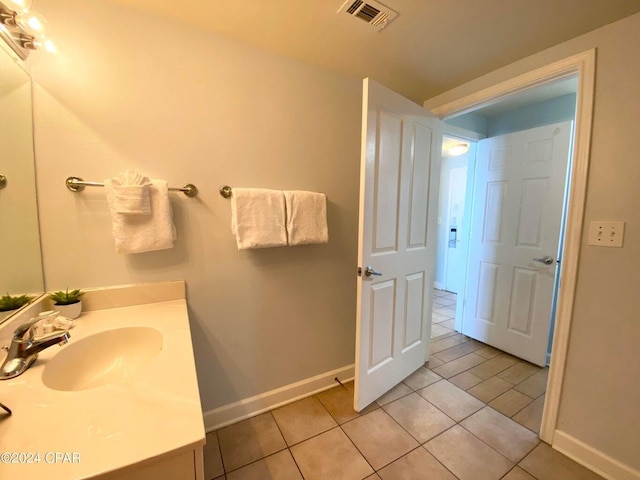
431,289,458,338
203,289,604,480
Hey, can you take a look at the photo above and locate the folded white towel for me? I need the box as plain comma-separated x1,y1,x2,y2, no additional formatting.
105,179,176,254
231,188,287,250
284,190,329,246
111,169,151,215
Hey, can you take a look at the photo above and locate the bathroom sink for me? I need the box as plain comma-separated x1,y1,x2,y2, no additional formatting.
42,326,163,391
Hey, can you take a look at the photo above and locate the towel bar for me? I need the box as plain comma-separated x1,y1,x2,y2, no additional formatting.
65,177,198,197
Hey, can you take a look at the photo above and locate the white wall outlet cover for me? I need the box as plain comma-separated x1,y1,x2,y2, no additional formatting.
587,221,625,247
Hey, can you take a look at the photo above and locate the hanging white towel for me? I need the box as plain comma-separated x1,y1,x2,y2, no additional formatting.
284,190,329,246
111,169,152,215
105,179,176,254
231,188,287,250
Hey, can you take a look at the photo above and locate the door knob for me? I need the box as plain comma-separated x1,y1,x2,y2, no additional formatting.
364,266,382,277
533,256,554,265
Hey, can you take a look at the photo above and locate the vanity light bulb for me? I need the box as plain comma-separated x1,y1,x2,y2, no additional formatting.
16,9,46,36
42,37,55,52
8,0,32,13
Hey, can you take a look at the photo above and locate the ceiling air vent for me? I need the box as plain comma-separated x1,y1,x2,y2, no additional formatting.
338,0,398,31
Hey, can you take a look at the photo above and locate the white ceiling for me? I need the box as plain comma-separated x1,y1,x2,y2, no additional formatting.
108,0,640,103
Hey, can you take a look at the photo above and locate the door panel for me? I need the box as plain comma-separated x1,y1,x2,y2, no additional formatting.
462,121,572,366
355,79,442,411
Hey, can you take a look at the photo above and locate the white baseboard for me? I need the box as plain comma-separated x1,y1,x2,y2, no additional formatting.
553,430,640,480
203,364,355,432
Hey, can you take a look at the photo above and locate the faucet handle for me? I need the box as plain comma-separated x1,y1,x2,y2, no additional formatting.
13,311,60,340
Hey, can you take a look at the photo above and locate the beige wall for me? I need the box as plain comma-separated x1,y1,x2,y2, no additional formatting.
29,0,361,411
427,13,640,471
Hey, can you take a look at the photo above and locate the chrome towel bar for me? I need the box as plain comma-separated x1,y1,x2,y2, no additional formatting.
65,176,198,197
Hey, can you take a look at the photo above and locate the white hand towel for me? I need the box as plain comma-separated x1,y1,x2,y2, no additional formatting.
105,179,177,254
231,188,287,250
111,169,152,215
284,190,329,246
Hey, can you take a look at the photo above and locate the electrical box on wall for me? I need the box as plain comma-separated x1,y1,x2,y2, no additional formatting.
587,221,625,247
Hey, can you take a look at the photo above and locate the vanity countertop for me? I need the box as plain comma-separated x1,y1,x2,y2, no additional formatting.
0,281,205,479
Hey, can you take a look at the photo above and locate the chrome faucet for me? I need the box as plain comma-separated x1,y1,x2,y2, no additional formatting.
0,311,70,380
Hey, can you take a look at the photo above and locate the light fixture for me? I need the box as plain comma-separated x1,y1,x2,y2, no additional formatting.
448,143,469,156
0,0,54,59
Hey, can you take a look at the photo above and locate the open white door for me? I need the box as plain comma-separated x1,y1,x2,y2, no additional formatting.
462,121,572,366
354,79,442,411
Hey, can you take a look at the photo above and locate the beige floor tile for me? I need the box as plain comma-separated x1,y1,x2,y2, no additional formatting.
365,475,382,479
461,407,539,462
467,376,513,403
214,476,226,480
433,341,483,363
377,447,457,480
488,389,534,417
316,382,377,424
512,394,545,433
290,428,374,480
376,382,414,406
432,353,486,379
430,336,465,354
204,431,224,479
271,396,337,445
497,361,541,385
433,289,448,297
425,425,513,480
431,312,449,323
217,413,287,472
441,319,456,330
437,297,457,307
226,450,303,480
342,408,419,470
426,356,445,369
448,371,484,390
513,368,549,398
402,366,442,390
502,466,537,480
417,380,484,422
433,307,456,317
474,345,502,359
382,393,455,443
519,443,605,480
431,323,453,338
467,354,518,379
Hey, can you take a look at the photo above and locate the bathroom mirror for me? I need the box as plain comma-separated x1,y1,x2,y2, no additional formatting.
0,39,44,323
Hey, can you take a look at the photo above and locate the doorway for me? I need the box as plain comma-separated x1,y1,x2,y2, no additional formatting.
428,50,596,443
434,98,576,359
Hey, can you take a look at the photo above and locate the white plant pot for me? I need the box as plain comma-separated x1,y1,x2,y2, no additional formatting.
55,301,82,319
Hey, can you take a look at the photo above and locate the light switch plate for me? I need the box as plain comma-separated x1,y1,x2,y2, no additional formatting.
587,221,625,247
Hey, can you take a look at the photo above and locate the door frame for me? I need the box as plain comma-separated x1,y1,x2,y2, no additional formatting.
426,49,596,444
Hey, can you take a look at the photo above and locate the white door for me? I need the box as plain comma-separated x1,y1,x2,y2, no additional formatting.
444,162,468,293
462,121,572,366
354,79,442,411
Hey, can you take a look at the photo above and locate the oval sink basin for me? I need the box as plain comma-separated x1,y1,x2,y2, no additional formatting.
42,327,163,391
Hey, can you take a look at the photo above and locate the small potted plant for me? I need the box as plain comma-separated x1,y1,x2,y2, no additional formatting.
48,288,85,319
0,293,34,320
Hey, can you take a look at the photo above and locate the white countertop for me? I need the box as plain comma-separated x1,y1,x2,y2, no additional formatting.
0,282,205,479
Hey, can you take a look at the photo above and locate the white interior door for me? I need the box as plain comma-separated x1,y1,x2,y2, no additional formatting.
354,79,442,411
462,121,572,366
444,162,468,293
